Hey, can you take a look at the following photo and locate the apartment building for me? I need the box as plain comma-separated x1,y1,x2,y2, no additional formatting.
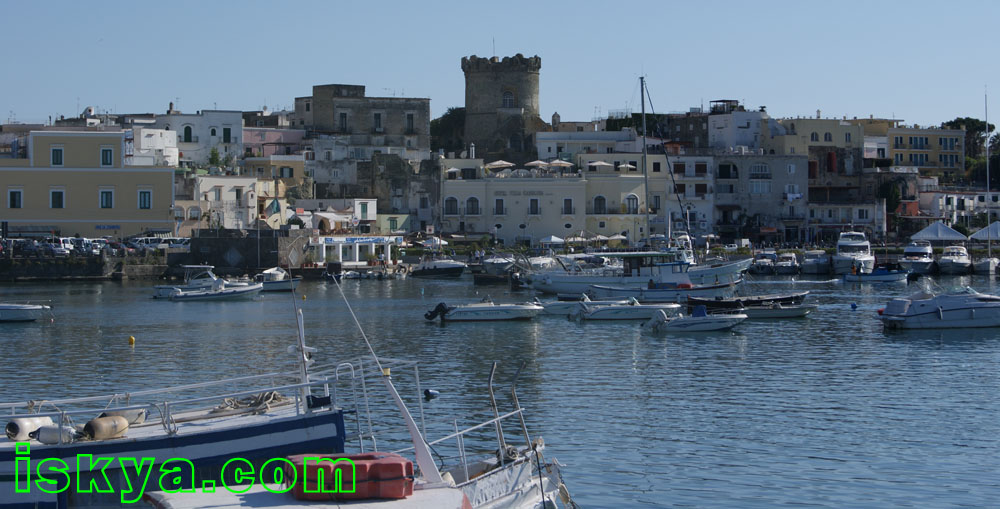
888,125,965,181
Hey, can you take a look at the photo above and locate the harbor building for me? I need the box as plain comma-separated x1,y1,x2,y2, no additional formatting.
0,130,173,238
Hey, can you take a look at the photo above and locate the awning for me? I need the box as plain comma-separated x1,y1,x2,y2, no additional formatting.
910,221,967,241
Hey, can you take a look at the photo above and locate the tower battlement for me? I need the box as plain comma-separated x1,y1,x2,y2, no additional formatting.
461,54,541,74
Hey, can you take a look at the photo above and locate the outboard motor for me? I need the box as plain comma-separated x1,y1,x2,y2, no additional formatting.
424,302,450,321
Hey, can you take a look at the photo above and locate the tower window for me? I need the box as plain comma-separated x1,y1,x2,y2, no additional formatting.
502,91,514,108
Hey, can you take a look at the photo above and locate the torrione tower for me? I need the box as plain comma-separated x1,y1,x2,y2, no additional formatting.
461,54,544,161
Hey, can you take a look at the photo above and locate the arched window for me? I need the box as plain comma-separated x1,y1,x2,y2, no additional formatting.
823,132,832,142
625,195,639,215
466,197,480,215
593,196,607,214
211,128,217,137
444,197,459,215
810,132,818,142
502,91,514,108
183,126,193,143
845,132,852,143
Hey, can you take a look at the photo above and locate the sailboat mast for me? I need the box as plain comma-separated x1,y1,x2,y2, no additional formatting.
640,76,651,245
987,88,991,258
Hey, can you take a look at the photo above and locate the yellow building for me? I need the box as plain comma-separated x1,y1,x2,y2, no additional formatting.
242,154,308,190
0,131,173,238
887,126,965,180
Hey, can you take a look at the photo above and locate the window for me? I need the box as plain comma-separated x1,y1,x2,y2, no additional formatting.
223,127,232,143
325,150,332,161
99,189,114,209
101,147,113,167
444,197,458,215
339,113,348,131
593,196,607,214
674,162,686,174
494,198,505,215
50,189,65,208
234,188,243,203
824,132,832,142
406,113,414,132
360,202,368,219
858,208,869,220
750,181,771,194
625,195,639,214
653,162,661,172
8,189,22,209
279,167,294,178
749,163,771,179
674,183,686,195
373,113,382,130
305,102,311,112
51,147,64,166
188,207,201,220
420,196,429,209
895,153,903,164
563,198,573,215
138,190,152,209
529,198,540,215
502,91,514,108
787,163,796,174
466,197,480,215
845,132,852,143
695,162,708,175
210,128,217,137
810,132,818,142
628,160,638,172
653,195,661,211
718,163,737,179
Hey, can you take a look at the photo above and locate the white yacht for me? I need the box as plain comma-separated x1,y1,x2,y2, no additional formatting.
937,245,972,275
423,297,542,321
899,240,936,274
799,250,831,274
481,254,515,275
831,232,876,275
409,256,467,278
879,288,1000,329
253,266,302,291
534,294,629,316
748,250,777,275
643,307,747,332
572,298,681,321
152,265,251,299
0,303,52,322
773,253,800,275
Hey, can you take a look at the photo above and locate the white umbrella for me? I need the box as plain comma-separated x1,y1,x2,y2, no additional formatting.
591,234,609,241
539,235,564,244
587,161,613,168
547,160,574,167
485,160,515,170
525,160,549,167
608,233,628,241
420,237,448,247
618,162,636,170
565,236,587,243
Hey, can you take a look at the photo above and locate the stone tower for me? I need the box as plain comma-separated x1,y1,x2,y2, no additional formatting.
461,54,544,161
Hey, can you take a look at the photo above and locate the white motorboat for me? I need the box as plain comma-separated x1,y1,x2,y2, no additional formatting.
937,245,972,275
424,297,543,321
800,250,831,274
643,307,747,332
743,303,818,319
253,266,302,291
899,240,936,274
168,281,263,301
152,265,251,299
572,297,681,321
831,232,876,275
974,257,999,274
534,294,629,316
773,253,800,275
748,250,777,275
409,256,467,278
0,303,52,322
587,279,739,303
481,254,516,275
879,287,1000,329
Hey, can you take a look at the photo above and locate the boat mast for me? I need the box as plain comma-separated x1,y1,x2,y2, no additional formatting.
640,76,651,246
987,87,992,259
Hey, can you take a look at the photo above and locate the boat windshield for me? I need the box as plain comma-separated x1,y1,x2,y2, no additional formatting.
838,245,869,254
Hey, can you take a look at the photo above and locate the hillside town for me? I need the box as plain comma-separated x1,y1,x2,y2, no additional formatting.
1,53,996,257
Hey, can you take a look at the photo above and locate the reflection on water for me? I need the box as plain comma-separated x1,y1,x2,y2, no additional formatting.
3,274,1000,507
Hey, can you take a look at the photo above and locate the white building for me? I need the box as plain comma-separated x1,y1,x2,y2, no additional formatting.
664,155,715,236
192,175,258,229
535,129,635,160
149,107,244,167
126,127,178,167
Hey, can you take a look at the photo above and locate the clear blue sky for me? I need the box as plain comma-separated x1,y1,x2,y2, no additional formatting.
3,0,998,127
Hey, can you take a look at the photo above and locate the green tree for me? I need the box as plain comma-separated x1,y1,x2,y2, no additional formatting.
430,107,466,153
942,117,995,160
208,147,221,166
877,181,902,214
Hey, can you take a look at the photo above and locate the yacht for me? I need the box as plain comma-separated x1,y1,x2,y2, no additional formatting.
643,307,748,332
409,255,467,278
0,303,52,322
748,250,777,275
572,297,681,321
879,288,1000,329
898,240,936,274
773,253,800,275
424,297,543,321
152,265,251,299
937,245,972,275
481,254,515,275
831,232,876,275
800,250,831,274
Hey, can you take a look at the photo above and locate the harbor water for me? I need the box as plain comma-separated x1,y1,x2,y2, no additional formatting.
3,275,1000,507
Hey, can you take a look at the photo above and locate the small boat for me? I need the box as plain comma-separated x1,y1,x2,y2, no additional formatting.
0,303,52,322
831,232,876,275
898,240,936,274
152,265,250,299
800,250,831,274
481,254,516,275
322,261,343,282
588,279,739,303
168,281,263,301
773,252,800,275
748,250,777,275
843,265,910,283
643,306,747,332
686,291,809,313
409,255,467,278
974,257,999,275
937,245,972,275
424,297,542,321
534,294,629,316
879,287,1000,329
254,266,302,292
743,303,818,319
572,297,681,321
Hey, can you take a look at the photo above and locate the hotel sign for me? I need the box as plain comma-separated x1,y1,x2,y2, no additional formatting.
320,236,402,245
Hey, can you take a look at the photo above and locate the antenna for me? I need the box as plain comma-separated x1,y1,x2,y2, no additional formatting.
492,36,495,57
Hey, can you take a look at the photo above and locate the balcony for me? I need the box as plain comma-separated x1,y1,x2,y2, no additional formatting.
493,207,507,216
561,207,576,215
465,208,481,216
178,136,199,143
443,208,459,217
528,207,542,216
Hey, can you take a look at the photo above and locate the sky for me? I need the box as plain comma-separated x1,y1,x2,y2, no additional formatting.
3,0,998,128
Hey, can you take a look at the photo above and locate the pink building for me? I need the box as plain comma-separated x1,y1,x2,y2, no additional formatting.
242,128,306,157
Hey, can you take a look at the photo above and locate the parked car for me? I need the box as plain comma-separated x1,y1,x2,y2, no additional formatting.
40,242,70,257
723,244,738,252
108,242,133,256
12,239,39,256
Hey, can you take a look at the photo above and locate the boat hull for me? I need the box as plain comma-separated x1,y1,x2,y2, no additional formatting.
899,259,936,274
831,255,875,275
974,258,999,274
744,304,817,318
937,259,972,275
0,304,50,322
168,284,263,301
843,271,909,282
530,259,748,294
260,277,302,292
410,266,465,278
773,264,800,275
578,303,681,320
587,280,739,303
441,305,542,321
800,260,830,274
649,313,747,331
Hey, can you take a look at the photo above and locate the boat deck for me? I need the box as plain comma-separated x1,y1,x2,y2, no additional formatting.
144,483,469,509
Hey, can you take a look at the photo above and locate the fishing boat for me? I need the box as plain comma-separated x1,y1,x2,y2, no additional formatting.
152,265,250,299
533,294,629,316
831,232,876,275
878,287,1000,329
685,291,809,313
424,297,543,322
572,297,681,321
843,264,910,283
168,280,264,301
937,245,972,275
643,306,747,332
0,303,52,322
254,266,302,292
742,303,818,319
409,255,467,279
799,250,831,274
773,252,800,275
898,240,936,274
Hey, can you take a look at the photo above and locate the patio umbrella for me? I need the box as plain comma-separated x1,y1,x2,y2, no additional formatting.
539,235,564,244
525,160,549,167
607,233,627,240
587,161,613,168
485,160,515,170
618,162,636,170
547,160,574,167
591,234,609,242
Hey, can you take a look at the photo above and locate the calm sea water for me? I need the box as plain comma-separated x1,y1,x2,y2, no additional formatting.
2,274,1000,507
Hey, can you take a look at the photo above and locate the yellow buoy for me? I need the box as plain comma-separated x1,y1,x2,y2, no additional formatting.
302,295,306,300
128,336,135,346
